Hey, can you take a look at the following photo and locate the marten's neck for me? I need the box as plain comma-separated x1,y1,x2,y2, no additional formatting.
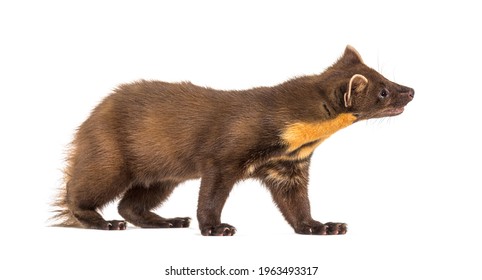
264,75,349,121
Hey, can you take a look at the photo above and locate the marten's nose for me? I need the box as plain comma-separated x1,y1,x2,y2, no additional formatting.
401,87,414,101
407,88,414,100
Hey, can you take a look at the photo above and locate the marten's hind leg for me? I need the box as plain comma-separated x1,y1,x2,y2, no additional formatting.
67,178,130,230
118,181,191,228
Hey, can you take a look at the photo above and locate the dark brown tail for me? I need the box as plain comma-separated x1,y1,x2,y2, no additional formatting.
50,185,82,227
50,145,82,228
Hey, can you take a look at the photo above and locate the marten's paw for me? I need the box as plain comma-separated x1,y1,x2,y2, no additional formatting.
107,220,127,230
296,221,347,235
201,223,236,236
166,217,191,228
318,222,347,235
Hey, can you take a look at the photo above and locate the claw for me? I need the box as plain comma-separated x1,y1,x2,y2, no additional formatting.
201,223,236,236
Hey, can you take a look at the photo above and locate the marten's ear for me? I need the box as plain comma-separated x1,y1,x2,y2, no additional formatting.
340,45,364,65
344,74,368,107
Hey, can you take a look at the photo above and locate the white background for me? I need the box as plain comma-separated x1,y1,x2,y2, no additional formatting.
1,0,481,279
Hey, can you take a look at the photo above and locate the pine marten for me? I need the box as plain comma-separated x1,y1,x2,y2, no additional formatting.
52,45,414,236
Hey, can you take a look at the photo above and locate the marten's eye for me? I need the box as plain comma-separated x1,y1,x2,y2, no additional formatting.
379,89,389,99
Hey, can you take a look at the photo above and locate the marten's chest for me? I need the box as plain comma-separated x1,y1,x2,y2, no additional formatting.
279,113,357,160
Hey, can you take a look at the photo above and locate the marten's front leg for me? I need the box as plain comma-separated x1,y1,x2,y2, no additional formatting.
257,159,347,235
197,168,237,236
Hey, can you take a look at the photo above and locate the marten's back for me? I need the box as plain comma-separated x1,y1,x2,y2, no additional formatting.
74,80,280,183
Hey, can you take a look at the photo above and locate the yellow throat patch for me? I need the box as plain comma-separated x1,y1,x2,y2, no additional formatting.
281,113,357,160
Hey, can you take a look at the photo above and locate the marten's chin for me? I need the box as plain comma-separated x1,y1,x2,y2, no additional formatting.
383,107,405,117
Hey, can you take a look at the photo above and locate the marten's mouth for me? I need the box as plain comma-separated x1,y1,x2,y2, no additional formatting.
369,107,405,119
383,107,404,117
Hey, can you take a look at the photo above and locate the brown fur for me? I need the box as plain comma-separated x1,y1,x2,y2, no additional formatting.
51,45,414,235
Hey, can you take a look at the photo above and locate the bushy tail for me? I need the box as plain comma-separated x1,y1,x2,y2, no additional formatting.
50,185,82,227
50,145,82,228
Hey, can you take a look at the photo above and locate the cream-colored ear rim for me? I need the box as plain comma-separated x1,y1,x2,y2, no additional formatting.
344,74,368,107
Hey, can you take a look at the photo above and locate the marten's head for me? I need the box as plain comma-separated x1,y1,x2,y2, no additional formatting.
327,46,414,120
